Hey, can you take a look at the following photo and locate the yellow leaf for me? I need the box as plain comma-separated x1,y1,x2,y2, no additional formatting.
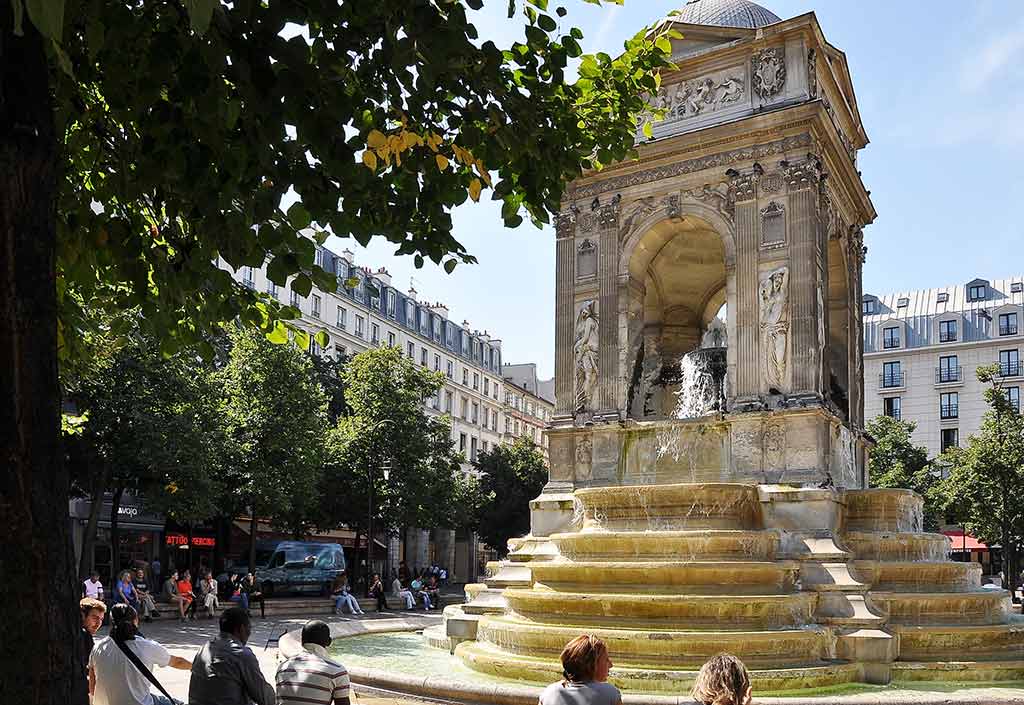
402,131,421,150
426,133,443,152
362,150,378,170
468,178,482,202
367,130,387,149
435,154,449,171
475,160,492,187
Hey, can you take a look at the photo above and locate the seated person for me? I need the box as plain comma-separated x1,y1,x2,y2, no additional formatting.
691,653,752,705
423,576,441,611
409,578,431,611
369,573,387,612
177,569,197,621
331,572,364,615
132,567,159,621
391,575,414,610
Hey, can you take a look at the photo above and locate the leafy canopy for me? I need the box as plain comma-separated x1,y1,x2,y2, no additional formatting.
35,0,674,361
472,436,548,556
866,414,942,530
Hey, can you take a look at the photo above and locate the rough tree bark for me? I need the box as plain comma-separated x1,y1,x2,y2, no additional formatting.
0,7,85,705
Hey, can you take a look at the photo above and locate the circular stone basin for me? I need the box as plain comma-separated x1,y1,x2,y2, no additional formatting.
314,628,1024,705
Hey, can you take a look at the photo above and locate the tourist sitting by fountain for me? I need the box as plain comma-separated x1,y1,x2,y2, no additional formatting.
409,577,432,611
369,573,387,612
423,575,441,611
331,572,364,615
690,654,752,705
539,635,620,705
391,574,415,609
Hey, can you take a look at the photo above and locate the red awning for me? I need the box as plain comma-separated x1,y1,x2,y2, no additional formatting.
943,531,988,551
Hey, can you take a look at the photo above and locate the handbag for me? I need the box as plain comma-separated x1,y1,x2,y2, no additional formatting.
112,636,183,705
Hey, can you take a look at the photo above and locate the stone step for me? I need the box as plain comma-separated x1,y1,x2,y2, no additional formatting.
816,593,888,629
852,560,981,592
550,529,781,561
842,531,952,562
894,623,1024,661
530,560,799,591
870,590,1011,626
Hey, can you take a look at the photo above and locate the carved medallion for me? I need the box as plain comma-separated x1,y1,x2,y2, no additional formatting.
752,48,786,100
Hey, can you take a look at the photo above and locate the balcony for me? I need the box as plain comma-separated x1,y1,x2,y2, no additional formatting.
880,371,905,389
939,331,957,343
998,361,1023,377
935,366,962,384
1000,324,1019,336
883,338,901,349
940,404,959,420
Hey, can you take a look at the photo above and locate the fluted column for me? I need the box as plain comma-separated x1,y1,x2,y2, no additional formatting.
554,213,576,418
598,202,620,413
785,171,822,396
732,175,760,400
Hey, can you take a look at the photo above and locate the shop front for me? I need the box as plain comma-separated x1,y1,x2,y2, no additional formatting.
69,493,165,582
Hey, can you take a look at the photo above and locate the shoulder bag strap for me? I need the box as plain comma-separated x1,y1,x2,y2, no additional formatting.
112,636,179,704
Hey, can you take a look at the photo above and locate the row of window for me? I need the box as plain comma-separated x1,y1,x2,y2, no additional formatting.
881,350,1022,388
881,313,1019,349
504,391,550,420
864,282,1024,316
883,388,1020,449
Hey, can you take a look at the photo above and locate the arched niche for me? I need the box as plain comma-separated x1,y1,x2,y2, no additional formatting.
826,236,852,421
619,203,737,418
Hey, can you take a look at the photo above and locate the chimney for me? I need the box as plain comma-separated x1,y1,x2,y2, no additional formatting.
375,267,392,286
430,302,449,319
342,249,354,264
408,285,417,301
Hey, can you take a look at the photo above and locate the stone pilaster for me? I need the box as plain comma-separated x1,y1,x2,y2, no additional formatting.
554,213,576,418
732,174,760,401
598,201,620,414
785,160,823,397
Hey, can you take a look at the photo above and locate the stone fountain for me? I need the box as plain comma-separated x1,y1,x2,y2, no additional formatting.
430,2,1024,694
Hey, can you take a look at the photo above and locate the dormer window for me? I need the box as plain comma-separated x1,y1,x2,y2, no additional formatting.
1013,282,1023,294
937,292,949,304
883,327,900,349
968,282,988,302
897,297,909,308
862,298,878,315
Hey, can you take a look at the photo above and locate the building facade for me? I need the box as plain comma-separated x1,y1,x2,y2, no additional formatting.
501,363,555,458
863,276,1024,457
222,244,542,581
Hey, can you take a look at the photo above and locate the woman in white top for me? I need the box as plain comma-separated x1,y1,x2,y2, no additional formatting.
202,572,220,618
89,603,192,705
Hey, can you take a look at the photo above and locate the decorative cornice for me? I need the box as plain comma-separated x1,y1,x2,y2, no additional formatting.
567,132,814,200
555,212,576,239
783,155,823,190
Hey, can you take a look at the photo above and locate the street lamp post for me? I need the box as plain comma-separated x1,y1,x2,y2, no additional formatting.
363,418,396,595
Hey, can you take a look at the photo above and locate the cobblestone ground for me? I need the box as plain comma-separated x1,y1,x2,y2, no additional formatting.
136,609,443,704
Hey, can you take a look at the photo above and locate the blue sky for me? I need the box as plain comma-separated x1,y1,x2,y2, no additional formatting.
327,0,1024,378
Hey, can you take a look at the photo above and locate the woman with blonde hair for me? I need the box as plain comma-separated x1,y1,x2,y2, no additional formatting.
539,634,621,705
691,653,752,705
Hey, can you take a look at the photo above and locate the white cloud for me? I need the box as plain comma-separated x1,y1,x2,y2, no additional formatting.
960,20,1024,92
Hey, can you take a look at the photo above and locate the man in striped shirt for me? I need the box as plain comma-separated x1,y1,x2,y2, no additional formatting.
275,621,351,705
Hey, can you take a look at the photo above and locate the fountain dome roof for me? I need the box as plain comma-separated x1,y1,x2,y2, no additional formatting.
673,0,781,29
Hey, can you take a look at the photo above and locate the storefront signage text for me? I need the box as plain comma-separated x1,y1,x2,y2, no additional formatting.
165,534,216,548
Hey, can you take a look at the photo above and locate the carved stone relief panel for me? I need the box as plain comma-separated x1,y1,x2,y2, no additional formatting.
683,182,734,223
574,435,593,481
574,300,599,413
760,201,786,248
556,212,576,239
759,267,790,394
644,68,746,126
576,239,598,279
764,420,786,472
807,49,818,100
760,173,784,195
752,47,786,100
620,193,682,242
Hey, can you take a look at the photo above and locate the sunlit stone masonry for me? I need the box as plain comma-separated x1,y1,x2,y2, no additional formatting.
434,0,1024,693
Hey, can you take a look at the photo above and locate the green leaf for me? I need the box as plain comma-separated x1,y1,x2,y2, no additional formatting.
184,0,216,36
314,330,329,347
293,328,310,351
267,322,289,345
443,259,457,274
291,273,313,297
642,121,653,139
287,202,312,231
655,36,672,55
25,0,63,41
538,14,557,32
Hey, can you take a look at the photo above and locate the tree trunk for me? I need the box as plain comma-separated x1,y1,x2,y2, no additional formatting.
109,483,124,585
78,462,111,579
0,9,81,705
248,506,258,575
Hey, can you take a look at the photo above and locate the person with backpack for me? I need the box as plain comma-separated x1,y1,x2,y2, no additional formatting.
88,603,192,705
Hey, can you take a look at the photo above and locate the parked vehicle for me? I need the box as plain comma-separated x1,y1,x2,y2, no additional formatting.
249,541,347,597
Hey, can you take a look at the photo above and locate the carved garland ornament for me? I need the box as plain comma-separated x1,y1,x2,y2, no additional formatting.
684,182,734,223
752,48,786,100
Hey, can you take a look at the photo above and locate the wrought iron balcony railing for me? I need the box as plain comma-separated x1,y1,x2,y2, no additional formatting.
940,404,959,420
936,366,962,384
880,372,905,388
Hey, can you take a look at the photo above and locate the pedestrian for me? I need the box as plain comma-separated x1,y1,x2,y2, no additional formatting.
78,597,107,703
178,569,198,620
88,603,192,705
275,620,351,705
691,653,752,705
133,567,160,621
331,572,363,615
84,570,105,601
539,635,620,705
391,575,414,609
368,573,387,612
201,572,220,619
187,606,275,705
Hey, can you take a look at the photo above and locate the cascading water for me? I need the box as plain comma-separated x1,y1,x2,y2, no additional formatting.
673,347,727,419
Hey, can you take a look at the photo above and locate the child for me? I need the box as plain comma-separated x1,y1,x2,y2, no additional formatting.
691,653,752,705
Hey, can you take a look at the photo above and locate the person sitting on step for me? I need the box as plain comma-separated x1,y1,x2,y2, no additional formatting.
539,634,620,705
690,653,752,705
330,571,363,615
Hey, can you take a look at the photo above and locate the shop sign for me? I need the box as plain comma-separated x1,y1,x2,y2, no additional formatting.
166,534,216,548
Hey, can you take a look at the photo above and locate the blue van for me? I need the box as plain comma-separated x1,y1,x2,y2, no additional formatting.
253,541,347,597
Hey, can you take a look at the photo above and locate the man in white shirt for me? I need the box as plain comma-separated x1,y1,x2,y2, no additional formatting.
89,603,192,705
275,621,350,705
84,570,104,600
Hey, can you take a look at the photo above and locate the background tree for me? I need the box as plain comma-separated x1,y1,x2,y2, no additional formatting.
473,437,548,557
866,414,942,530
937,364,1024,597
316,346,464,585
219,326,328,575
2,2,672,702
